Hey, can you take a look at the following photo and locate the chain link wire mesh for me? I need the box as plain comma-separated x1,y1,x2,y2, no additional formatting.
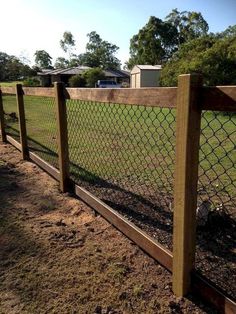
67,99,176,249
196,111,236,299
24,96,58,168
2,94,20,142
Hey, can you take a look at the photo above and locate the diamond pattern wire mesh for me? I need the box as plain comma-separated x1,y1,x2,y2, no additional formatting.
24,95,58,169
67,99,176,249
196,111,236,299
2,94,20,142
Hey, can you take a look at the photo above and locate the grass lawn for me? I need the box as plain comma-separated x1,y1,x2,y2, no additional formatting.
2,94,236,211
0,81,22,87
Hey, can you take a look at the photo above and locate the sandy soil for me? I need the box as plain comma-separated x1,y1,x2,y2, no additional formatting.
0,143,217,314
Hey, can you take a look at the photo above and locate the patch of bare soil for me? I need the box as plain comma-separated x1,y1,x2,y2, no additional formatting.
0,143,216,314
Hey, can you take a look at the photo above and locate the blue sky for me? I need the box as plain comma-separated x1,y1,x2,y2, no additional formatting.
1,0,236,67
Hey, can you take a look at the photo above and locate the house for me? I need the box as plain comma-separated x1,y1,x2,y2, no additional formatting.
130,65,162,88
37,66,91,87
103,69,130,86
38,67,130,87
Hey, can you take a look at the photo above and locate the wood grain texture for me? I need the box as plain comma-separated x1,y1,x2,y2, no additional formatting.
75,184,173,271
16,84,29,160
22,87,54,97
202,86,236,112
172,74,203,296
1,86,15,94
192,273,236,314
65,87,177,107
29,152,60,181
6,135,22,151
0,88,7,142
55,82,70,192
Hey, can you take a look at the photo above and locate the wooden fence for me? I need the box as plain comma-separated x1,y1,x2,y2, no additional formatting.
0,74,236,314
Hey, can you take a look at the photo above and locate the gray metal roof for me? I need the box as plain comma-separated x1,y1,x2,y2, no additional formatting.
38,67,130,78
104,69,130,78
135,65,162,70
38,66,91,76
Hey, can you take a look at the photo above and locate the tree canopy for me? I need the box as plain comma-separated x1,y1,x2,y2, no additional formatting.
126,9,209,69
34,50,52,69
0,52,35,81
160,28,236,86
79,31,121,70
166,9,209,44
60,31,75,55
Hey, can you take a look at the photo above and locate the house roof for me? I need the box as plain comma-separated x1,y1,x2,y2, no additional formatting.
104,69,130,78
38,67,130,78
38,66,91,76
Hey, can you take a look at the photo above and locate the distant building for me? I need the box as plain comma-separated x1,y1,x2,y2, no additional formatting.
37,66,91,87
38,66,130,87
130,65,162,88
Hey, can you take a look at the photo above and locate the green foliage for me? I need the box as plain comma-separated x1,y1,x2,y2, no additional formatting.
23,77,40,87
126,16,178,69
60,31,75,54
166,9,209,44
0,52,36,81
82,67,105,87
126,9,209,69
160,31,236,86
79,31,121,70
68,75,86,87
34,50,53,69
54,57,69,69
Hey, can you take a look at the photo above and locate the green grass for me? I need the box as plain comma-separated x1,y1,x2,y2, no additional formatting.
2,94,236,209
0,81,22,87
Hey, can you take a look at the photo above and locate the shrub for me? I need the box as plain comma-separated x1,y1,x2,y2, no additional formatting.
23,77,40,87
68,75,86,87
82,68,105,87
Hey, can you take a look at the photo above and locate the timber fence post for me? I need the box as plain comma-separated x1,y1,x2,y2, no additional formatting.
54,82,70,192
173,74,203,296
0,87,7,142
16,84,28,160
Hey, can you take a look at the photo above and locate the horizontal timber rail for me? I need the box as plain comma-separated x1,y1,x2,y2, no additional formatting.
2,85,236,111
1,86,16,94
202,86,236,111
65,87,177,107
23,87,54,97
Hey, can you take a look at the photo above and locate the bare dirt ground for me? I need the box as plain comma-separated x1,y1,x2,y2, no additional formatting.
0,143,217,314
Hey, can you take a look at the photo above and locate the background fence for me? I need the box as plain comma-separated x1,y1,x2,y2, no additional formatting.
0,76,235,313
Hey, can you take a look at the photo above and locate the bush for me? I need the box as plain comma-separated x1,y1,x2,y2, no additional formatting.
23,77,40,87
82,68,105,87
68,75,86,87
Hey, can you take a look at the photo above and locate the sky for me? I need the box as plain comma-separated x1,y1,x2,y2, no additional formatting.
1,0,236,67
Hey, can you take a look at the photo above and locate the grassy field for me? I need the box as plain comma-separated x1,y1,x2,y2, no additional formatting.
0,81,22,87
2,94,236,211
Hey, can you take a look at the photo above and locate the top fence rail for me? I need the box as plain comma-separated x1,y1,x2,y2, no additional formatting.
1,85,236,111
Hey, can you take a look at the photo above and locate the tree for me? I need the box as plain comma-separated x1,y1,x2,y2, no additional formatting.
54,57,69,69
82,67,105,87
79,31,121,70
34,50,52,69
0,52,35,81
60,31,75,58
126,10,209,69
126,16,178,69
165,9,209,45
160,29,236,86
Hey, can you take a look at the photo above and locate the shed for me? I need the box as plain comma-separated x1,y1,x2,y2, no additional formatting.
130,65,162,88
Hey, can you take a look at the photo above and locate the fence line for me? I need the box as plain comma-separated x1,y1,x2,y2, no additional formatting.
0,77,235,314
